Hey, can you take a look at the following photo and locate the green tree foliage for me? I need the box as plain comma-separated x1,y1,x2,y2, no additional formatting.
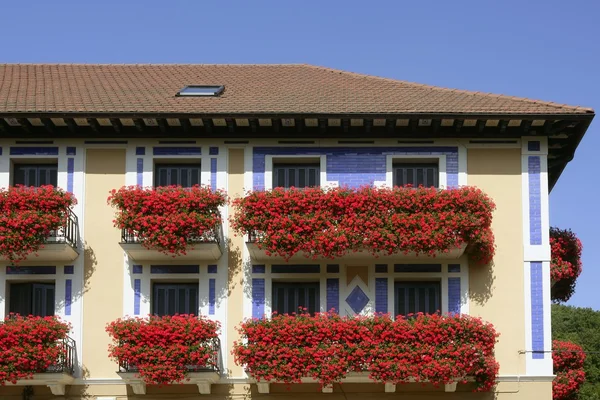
552,304,600,399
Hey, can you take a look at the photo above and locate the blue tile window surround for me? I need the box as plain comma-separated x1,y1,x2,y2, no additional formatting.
326,279,339,313
252,146,459,191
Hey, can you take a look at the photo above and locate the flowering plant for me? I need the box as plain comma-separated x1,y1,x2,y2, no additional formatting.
106,315,220,385
108,186,226,256
550,228,582,302
234,312,499,391
0,315,71,385
231,186,495,264
553,340,586,400
0,185,76,263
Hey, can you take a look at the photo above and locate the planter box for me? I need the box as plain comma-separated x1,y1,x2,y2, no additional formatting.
247,242,467,263
10,372,75,395
118,371,220,395
255,372,463,393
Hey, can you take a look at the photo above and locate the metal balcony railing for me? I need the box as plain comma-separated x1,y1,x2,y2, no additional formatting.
46,210,80,249
118,337,221,373
45,336,77,375
121,224,222,247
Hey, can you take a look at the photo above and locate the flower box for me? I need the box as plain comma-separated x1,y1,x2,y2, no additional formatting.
234,313,499,392
0,186,78,263
1,316,75,395
109,185,226,259
107,315,221,390
232,186,495,264
550,227,583,302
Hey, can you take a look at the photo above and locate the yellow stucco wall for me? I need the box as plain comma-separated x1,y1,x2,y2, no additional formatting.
82,149,126,378
227,148,245,376
467,148,525,375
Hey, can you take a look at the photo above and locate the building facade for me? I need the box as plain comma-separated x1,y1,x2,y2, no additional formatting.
0,64,594,399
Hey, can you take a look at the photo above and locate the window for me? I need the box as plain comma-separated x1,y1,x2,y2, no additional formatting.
394,281,440,317
152,283,199,316
273,163,320,189
393,163,438,188
13,164,58,187
176,85,225,97
272,282,320,315
154,163,201,187
8,282,55,317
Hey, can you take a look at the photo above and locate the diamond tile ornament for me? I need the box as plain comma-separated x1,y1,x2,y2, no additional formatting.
346,286,369,314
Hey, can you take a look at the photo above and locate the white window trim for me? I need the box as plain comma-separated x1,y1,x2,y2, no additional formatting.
0,272,64,319
383,154,447,188
252,261,469,318
264,155,328,190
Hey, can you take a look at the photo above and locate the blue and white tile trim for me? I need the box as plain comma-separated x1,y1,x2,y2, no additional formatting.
522,137,552,375
252,146,459,190
530,262,544,359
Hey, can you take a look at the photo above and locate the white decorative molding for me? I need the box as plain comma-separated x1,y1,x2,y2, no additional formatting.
118,372,219,395
10,373,75,396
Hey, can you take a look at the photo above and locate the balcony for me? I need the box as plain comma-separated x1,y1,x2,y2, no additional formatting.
247,232,467,263
234,313,499,393
120,225,223,262
10,336,76,396
2,210,80,263
117,337,221,395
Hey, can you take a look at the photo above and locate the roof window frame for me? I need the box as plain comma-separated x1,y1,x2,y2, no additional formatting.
176,85,225,97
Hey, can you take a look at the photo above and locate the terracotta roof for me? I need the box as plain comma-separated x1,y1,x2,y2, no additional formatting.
0,64,594,115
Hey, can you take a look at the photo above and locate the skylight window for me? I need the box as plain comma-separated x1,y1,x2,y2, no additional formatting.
176,85,224,97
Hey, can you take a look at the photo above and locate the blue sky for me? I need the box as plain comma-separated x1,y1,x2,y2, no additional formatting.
1,0,598,308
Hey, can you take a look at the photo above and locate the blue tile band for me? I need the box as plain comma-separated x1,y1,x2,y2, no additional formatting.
209,279,216,315
150,265,199,274
252,278,265,318
211,158,217,191
7,266,56,274
394,264,442,273
531,262,544,359
326,278,339,313
137,158,144,186
64,265,74,275
271,265,320,273
136,146,146,155
65,279,72,316
132,265,143,274
207,265,218,274
66,146,76,155
209,147,219,155
448,277,461,315
375,278,388,313
528,156,542,245
10,147,59,156
528,141,541,152
134,279,141,315
153,147,201,156
67,158,74,193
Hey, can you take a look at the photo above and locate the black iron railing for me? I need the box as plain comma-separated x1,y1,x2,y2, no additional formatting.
45,336,76,375
121,224,222,247
46,210,80,249
118,337,221,373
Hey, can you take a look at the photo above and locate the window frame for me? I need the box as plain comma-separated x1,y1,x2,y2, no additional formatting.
8,281,56,317
384,155,447,188
153,162,202,188
271,281,321,315
272,163,321,189
12,162,59,187
264,155,327,190
394,280,441,317
392,162,440,188
151,282,200,317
